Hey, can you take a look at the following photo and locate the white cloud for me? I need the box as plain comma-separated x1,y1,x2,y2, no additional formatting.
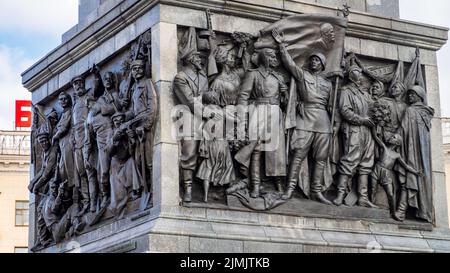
0,45,33,130
0,0,79,35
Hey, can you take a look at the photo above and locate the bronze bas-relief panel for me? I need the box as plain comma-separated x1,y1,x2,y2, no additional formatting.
173,11,434,228
29,30,158,251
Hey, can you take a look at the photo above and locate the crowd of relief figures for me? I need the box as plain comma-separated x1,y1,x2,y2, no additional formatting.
29,31,157,251
173,11,434,226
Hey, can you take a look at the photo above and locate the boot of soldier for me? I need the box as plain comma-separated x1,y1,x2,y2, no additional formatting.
274,178,284,195
370,179,378,204
310,163,332,205
311,192,333,206
282,152,303,200
203,180,210,203
182,170,194,203
333,175,349,206
250,151,261,198
394,189,408,222
357,175,379,209
282,181,296,200
250,181,261,198
100,194,109,209
183,182,193,203
89,196,97,213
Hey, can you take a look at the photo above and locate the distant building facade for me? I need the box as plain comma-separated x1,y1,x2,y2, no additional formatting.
0,131,30,253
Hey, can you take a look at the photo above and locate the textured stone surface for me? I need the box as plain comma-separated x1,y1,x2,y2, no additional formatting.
190,237,243,253
243,241,303,253
149,234,189,253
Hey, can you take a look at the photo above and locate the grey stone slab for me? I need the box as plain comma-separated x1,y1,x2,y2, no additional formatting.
243,241,303,253
432,172,449,229
136,5,160,36
257,213,303,228
320,231,377,249
314,218,371,233
152,143,180,207
88,36,115,68
72,54,90,78
284,1,336,16
345,36,361,54
431,119,445,172
211,222,267,238
152,218,215,237
151,22,178,83
207,209,259,224
91,5,123,34
426,239,450,253
264,226,325,244
316,0,365,12
98,0,122,16
115,23,136,51
153,81,178,145
149,234,189,253
79,0,101,23
47,76,59,97
360,39,398,60
160,206,207,220
31,83,48,104
58,66,74,89
374,235,432,252
190,237,244,253
368,222,423,237
120,0,140,13
303,245,359,253
392,20,448,41
62,24,79,44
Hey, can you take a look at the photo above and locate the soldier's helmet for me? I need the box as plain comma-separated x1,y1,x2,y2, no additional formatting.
308,52,327,71
408,85,427,103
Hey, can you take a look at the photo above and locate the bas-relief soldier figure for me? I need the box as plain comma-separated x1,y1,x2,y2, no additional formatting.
236,47,287,198
334,64,378,208
38,181,86,245
29,131,59,251
173,49,209,203
108,112,142,218
273,29,333,205
51,92,77,203
126,59,157,200
29,131,59,196
396,85,435,222
84,90,114,210
71,74,97,213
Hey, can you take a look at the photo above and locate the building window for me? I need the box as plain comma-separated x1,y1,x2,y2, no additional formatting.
15,201,29,227
14,247,28,253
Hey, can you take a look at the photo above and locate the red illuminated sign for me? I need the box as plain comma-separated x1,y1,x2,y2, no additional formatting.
15,100,32,128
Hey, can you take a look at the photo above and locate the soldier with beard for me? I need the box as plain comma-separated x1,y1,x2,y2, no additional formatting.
71,68,99,213
173,49,209,202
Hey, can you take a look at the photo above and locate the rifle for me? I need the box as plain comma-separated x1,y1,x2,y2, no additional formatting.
124,36,144,103
118,110,153,133
205,9,218,77
31,103,46,123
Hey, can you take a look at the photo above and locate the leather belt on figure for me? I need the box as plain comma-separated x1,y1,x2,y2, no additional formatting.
303,103,327,111
255,97,280,105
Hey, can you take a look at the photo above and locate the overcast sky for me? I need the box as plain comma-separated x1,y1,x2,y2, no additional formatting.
0,0,448,130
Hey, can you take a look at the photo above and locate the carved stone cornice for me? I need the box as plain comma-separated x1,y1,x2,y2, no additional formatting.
22,0,448,92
